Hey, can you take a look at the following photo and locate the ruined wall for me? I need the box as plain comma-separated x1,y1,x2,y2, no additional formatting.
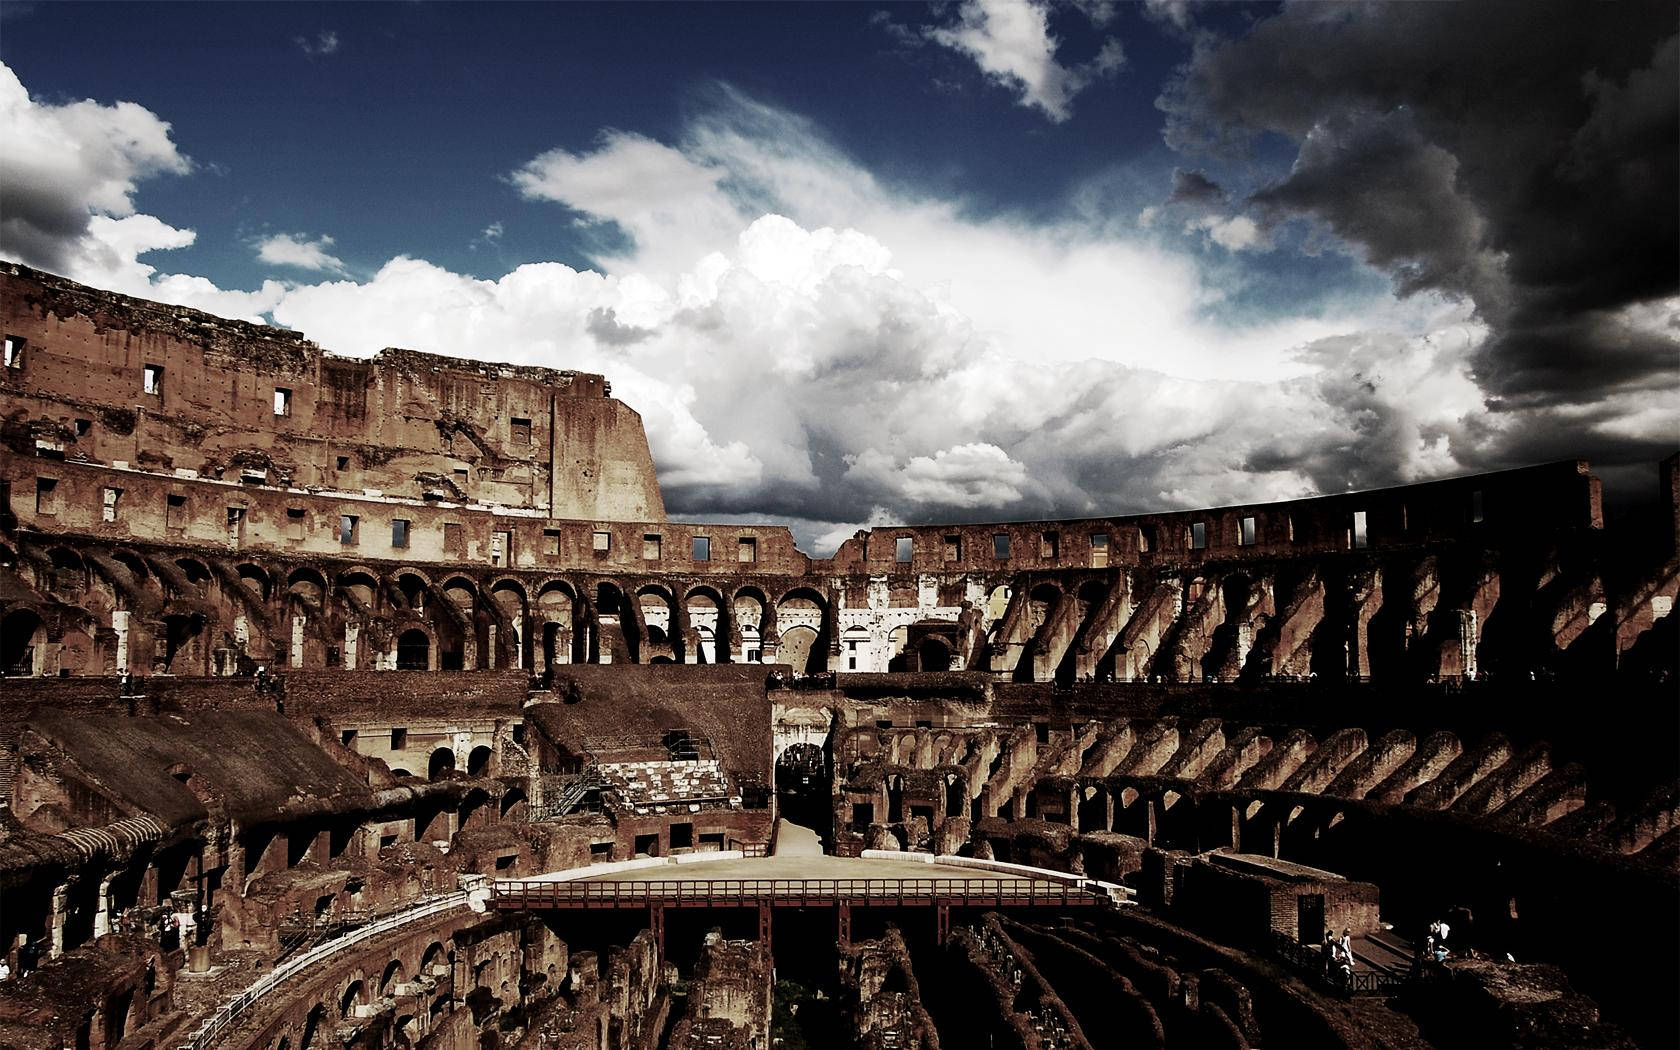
1,263,662,522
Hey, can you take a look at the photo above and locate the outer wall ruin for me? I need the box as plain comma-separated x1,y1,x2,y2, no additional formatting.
0,264,1675,1050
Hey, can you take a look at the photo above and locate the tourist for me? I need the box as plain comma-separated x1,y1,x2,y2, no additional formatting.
0,958,11,982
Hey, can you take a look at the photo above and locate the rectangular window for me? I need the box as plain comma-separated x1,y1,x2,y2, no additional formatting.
894,536,913,563
102,487,121,522
226,506,245,544
491,530,512,566
1040,531,1059,558
1090,532,1108,568
510,417,532,444
74,418,91,436
443,522,464,555
943,534,961,562
543,529,562,556
391,728,407,750
993,533,1011,559
336,455,351,471
1351,510,1369,549
643,534,662,560
286,507,305,540
273,387,292,416
592,530,611,551
1239,516,1257,547
1138,524,1156,553
166,493,187,530
2,335,22,368
391,519,410,549
1189,521,1207,550
738,537,757,562
34,477,57,515
143,363,163,395
1471,489,1484,524
692,536,711,561
339,514,358,546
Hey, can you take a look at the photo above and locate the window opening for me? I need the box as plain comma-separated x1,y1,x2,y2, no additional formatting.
692,536,711,561
894,536,913,563
273,388,292,416
391,519,410,549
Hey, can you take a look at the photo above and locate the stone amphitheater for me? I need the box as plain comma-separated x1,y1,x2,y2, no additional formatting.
0,263,1675,1050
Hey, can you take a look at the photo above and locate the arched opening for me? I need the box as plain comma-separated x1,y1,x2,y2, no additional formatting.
395,573,429,612
176,558,212,588
536,581,576,671
637,587,677,662
918,636,953,672
491,580,527,668
288,568,327,608
428,747,456,781
339,980,366,1019
466,745,492,777
339,571,379,613
380,959,405,996
161,613,206,673
300,1003,326,1050
734,589,768,663
595,582,631,663
686,589,723,663
442,577,478,669
945,775,966,820
396,629,430,670
48,547,84,592
237,563,271,601
778,625,820,675
1,608,44,676
500,788,527,819
776,742,831,841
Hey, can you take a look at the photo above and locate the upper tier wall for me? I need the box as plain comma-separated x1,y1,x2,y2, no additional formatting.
0,264,665,522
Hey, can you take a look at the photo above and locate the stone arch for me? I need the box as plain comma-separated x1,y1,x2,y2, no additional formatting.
636,584,679,661
535,579,580,669
299,1003,327,1050
396,627,432,671
500,786,527,819
419,941,448,977
379,958,405,996
236,563,272,601
467,745,492,777
287,567,327,605
777,587,829,672
734,586,769,662
111,548,150,582
918,634,953,673
338,570,380,614
46,545,85,592
775,742,830,835
593,580,634,663
394,571,431,611
685,585,727,664
175,557,211,588
778,624,821,675
489,578,528,668
1,607,45,676
338,979,366,1019
428,747,456,780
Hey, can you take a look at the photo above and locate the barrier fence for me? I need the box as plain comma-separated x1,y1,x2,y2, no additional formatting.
492,877,1103,909
178,893,469,1050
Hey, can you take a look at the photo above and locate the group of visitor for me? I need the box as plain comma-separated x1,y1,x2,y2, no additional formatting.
1321,927,1356,989
1421,917,1452,968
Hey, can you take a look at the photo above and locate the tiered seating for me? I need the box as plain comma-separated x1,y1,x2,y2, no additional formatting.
598,759,738,813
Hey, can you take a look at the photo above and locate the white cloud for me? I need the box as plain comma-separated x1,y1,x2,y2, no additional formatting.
1186,213,1267,252
255,232,348,273
0,61,191,271
295,31,340,57
10,67,1641,555
923,0,1123,122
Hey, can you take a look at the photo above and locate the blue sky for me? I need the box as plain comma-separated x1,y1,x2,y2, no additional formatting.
1,1,1674,550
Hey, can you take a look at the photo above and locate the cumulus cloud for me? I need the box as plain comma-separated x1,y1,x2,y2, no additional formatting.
920,0,1124,122
3,59,1669,553
1159,3,1680,430
0,61,191,271
255,232,348,273
295,30,340,57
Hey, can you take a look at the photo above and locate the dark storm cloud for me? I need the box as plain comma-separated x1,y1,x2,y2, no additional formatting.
1159,2,1679,461
1165,168,1226,210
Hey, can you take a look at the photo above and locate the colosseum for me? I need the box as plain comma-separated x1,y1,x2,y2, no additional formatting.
0,261,1674,1050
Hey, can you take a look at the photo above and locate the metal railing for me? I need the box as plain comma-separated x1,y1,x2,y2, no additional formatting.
1271,932,1411,996
492,877,1103,909
178,892,468,1050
